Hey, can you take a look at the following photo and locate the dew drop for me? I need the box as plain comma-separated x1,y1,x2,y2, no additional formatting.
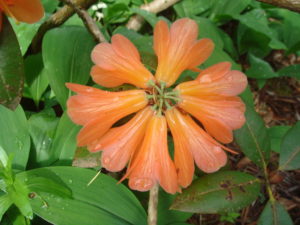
86,88,94,93
131,177,153,190
113,97,120,102
226,75,233,81
199,74,212,83
68,179,73,184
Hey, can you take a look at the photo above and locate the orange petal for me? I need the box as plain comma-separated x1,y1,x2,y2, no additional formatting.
90,66,124,88
166,108,227,174
1,0,44,24
91,34,154,88
154,18,213,87
178,95,245,143
88,107,154,172
66,83,148,125
127,115,178,194
165,108,194,188
177,62,248,97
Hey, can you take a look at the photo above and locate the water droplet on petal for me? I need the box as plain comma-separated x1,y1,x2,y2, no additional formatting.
86,88,94,92
199,74,212,83
113,97,119,101
131,177,153,191
226,75,233,81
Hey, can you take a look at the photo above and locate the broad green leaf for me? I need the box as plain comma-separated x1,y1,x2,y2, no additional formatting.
268,126,291,153
246,54,278,79
237,23,271,57
195,17,224,49
49,112,80,165
279,122,300,170
278,64,300,79
210,0,250,22
235,9,286,50
171,171,260,213
158,190,192,225
131,8,160,27
173,0,210,18
202,47,240,70
42,26,95,109
267,8,300,54
0,206,28,225
103,3,130,24
24,54,49,105
17,167,147,225
0,16,24,110
42,0,59,13
0,193,12,221
19,176,72,199
7,179,33,219
0,146,9,168
0,105,30,170
28,112,59,167
234,105,271,168
258,201,293,225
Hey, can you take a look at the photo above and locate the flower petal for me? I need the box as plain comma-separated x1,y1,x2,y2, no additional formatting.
178,95,245,143
127,115,178,194
0,0,44,24
166,108,194,188
176,62,247,97
90,66,124,88
91,34,154,88
88,107,154,172
66,83,148,125
166,107,227,174
154,18,214,87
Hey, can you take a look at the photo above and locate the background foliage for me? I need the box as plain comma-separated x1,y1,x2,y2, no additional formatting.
0,0,299,224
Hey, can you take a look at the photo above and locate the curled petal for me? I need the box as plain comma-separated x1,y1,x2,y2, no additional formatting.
154,18,214,87
126,115,178,194
176,62,247,97
88,107,154,172
66,83,148,147
91,34,154,88
178,95,245,143
0,0,44,24
166,108,227,175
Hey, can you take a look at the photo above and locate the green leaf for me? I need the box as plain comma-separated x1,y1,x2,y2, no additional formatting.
268,126,291,153
157,190,192,225
103,3,130,24
24,54,49,105
0,193,13,221
28,112,59,167
7,179,33,219
246,54,278,79
173,0,210,18
0,16,24,110
210,0,250,22
195,17,224,49
171,171,260,213
20,176,72,199
17,167,147,225
278,64,300,79
0,105,30,170
0,146,9,168
0,206,28,225
42,0,59,13
236,9,286,50
48,112,80,165
42,26,95,109
279,122,300,170
234,105,271,168
258,201,293,225
131,8,160,27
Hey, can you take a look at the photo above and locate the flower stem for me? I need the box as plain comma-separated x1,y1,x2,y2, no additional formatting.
147,184,159,225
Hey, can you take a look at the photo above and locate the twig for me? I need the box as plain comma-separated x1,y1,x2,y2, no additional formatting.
256,0,300,13
60,0,107,43
126,0,181,31
147,184,159,225
29,0,97,54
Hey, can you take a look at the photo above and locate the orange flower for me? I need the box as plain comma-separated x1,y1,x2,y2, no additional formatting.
66,18,247,193
0,0,44,31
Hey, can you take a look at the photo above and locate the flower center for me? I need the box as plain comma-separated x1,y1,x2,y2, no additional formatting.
146,81,180,115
